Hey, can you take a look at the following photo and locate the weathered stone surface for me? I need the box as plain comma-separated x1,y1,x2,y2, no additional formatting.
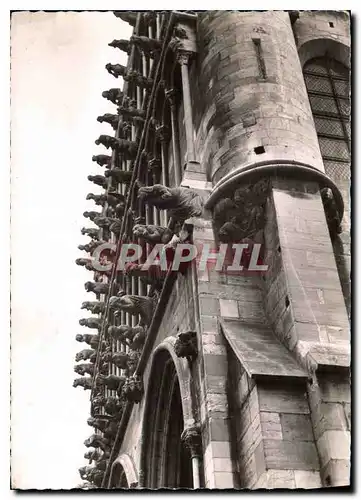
263,440,320,470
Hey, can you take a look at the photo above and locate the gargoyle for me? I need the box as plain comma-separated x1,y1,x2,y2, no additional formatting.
109,295,157,325
124,262,164,290
92,396,124,417
83,210,102,221
84,449,108,463
101,88,123,105
129,35,162,56
87,417,108,433
74,362,104,377
95,134,119,150
73,377,92,390
86,193,106,207
108,39,131,53
88,418,117,439
78,240,105,254
109,220,122,236
174,331,198,361
79,316,102,330
75,349,96,362
133,224,174,244
102,351,130,370
95,374,126,392
92,154,112,167
84,434,110,453
79,465,94,480
75,257,93,268
126,349,141,373
104,168,132,184
138,184,204,222
105,63,127,78
76,333,100,348
118,105,146,120
81,227,100,240
97,113,119,131
88,175,107,189
81,301,105,314
123,70,154,89
321,187,342,237
84,281,110,295
122,375,143,403
113,11,137,26
93,216,119,229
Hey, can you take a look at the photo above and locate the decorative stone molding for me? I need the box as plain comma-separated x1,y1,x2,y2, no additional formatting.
321,187,342,237
137,184,204,222
213,177,270,242
109,294,157,325
75,349,96,362
181,423,202,458
73,377,92,390
113,11,137,26
104,168,133,185
101,88,123,105
81,301,105,314
174,331,198,361
84,281,110,295
97,113,119,130
81,227,100,240
105,63,127,79
132,224,174,244
108,39,131,54
122,375,143,403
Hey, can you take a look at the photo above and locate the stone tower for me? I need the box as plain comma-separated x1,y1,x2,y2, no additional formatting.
74,10,351,489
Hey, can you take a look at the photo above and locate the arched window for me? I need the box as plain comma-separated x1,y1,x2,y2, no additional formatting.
304,57,350,179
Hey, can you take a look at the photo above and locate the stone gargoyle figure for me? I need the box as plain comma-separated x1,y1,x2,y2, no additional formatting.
79,317,102,330
84,434,110,452
108,39,131,53
78,240,105,254
88,175,107,189
101,351,130,370
95,374,126,392
132,224,174,244
76,334,100,349
104,168,133,185
93,216,118,229
138,184,204,222
75,257,93,268
79,465,94,480
92,154,112,167
123,70,154,89
118,104,146,120
108,294,157,325
105,63,127,78
84,281,110,295
75,349,96,362
73,377,92,390
84,449,108,463
97,113,119,131
95,134,119,150
109,220,122,237
81,301,105,314
92,396,124,418
113,11,137,25
124,262,164,290
87,418,117,439
81,227,100,240
129,35,162,56
83,210,102,221
101,88,123,105
73,362,106,377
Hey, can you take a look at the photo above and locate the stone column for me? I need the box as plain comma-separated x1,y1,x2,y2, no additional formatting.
165,88,182,186
177,50,196,164
181,425,202,489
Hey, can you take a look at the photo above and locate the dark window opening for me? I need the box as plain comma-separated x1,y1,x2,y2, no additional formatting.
254,146,265,155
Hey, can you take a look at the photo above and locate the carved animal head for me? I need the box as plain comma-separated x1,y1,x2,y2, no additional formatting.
79,319,87,327
75,334,84,342
73,364,85,375
84,281,94,292
81,301,90,310
137,184,173,207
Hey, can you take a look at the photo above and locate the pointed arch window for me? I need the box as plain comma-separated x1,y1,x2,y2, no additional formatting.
303,57,350,179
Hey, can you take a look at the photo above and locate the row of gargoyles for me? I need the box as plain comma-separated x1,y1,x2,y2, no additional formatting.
92,395,124,418
108,324,146,350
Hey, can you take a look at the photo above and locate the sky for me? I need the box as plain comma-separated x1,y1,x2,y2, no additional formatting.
10,11,132,489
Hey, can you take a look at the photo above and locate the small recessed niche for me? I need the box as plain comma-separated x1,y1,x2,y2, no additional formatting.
285,296,290,308
329,22,334,27
254,145,265,155
277,245,281,253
